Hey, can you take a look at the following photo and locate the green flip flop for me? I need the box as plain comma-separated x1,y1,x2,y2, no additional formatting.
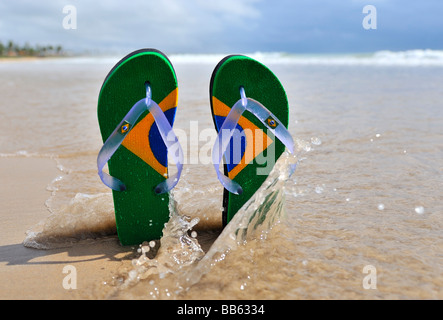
97,49,183,245
210,55,295,226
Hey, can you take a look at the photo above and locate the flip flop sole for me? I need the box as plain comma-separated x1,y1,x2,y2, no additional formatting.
98,49,178,245
210,55,289,226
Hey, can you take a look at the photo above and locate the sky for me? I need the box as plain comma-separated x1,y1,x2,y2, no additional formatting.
0,0,442,54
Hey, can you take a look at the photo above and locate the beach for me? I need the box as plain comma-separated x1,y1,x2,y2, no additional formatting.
0,52,442,300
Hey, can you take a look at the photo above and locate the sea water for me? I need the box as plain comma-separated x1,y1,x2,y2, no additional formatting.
1,51,442,299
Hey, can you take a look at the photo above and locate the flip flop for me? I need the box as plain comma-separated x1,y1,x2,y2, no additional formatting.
97,49,183,245
210,55,295,226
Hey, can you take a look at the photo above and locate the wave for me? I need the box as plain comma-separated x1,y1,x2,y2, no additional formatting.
171,50,443,66
21,49,443,67
170,50,443,66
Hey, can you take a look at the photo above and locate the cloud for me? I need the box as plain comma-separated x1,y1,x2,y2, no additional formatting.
0,0,264,53
0,0,442,54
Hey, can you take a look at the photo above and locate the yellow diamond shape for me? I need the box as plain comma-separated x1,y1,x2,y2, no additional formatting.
212,96,274,180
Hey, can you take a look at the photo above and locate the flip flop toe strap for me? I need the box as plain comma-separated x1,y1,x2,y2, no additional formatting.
212,87,295,195
97,84,183,194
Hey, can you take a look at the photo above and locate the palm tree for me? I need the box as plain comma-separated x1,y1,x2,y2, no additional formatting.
0,41,65,57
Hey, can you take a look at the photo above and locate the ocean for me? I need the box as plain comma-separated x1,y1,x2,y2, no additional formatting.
1,50,442,299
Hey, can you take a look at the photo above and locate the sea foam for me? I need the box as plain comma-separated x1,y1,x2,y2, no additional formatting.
27,50,443,67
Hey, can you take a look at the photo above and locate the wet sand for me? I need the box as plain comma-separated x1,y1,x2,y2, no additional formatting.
0,157,131,299
0,157,222,299
1,56,442,300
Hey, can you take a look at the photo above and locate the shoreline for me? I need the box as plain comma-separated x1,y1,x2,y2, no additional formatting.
0,56,42,63
0,56,69,63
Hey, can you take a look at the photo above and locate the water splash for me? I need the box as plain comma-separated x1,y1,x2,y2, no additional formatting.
21,147,299,297
120,199,205,289
415,206,425,215
177,152,298,291
23,193,116,249
113,152,299,298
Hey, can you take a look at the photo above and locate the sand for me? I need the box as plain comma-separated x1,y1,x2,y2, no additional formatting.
0,157,132,299
0,57,43,64
1,57,442,300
